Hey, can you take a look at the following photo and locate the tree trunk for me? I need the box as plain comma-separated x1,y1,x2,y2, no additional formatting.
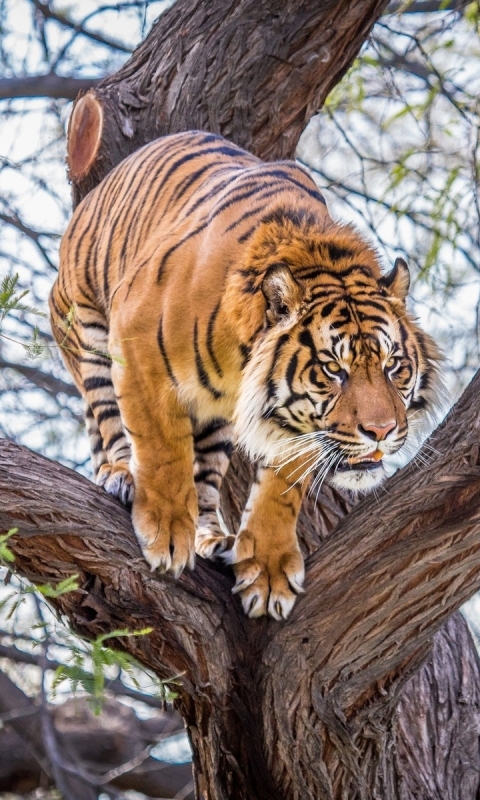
3,1,480,798
68,0,390,205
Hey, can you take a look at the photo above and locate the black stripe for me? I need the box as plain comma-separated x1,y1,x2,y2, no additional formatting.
286,352,299,390
193,319,224,399
91,438,105,455
78,357,111,366
170,162,239,206
194,469,223,483
77,319,108,331
162,139,250,208
84,376,113,391
356,313,391,326
327,244,354,261
320,301,337,318
238,224,257,243
147,138,235,216
157,316,178,386
295,267,325,281
96,408,121,424
266,333,289,401
90,399,118,410
105,431,125,451
298,329,316,355
354,299,390,313
223,182,301,233
206,303,223,377
157,217,211,280
123,137,193,252
195,441,233,457
239,343,251,368
254,167,326,204
194,419,229,442
81,161,130,302
103,143,170,286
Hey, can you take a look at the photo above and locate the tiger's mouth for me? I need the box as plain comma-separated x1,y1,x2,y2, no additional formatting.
329,448,389,493
336,449,384,473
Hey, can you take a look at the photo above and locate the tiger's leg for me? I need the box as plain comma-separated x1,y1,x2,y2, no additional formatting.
84,400,133,503
109,321,197,576
84,401,108,476
193,418,235,560
50,299,133,501
230,459,311,620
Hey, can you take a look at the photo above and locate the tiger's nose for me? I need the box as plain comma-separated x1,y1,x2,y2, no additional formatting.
359,421,396,441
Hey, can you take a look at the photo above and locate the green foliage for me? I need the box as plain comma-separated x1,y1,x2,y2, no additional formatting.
0,274,45,327
52,626,177,713
0,528,17,565
0,567,177,713
0,273,47,356
465,2,480,26
31,574,80,598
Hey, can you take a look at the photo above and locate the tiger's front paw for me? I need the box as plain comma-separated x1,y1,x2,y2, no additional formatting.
133,500,196,578
231,529,304,620
97,462,135,506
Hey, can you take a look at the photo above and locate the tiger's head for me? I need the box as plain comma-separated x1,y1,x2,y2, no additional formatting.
234,213,442,493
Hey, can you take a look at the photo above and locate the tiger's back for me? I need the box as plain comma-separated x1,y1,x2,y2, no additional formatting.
50,131,440,619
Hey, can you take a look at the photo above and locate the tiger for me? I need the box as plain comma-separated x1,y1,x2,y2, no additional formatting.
50,130,441,620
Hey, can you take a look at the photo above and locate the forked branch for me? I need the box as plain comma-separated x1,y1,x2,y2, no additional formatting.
1,368,480,703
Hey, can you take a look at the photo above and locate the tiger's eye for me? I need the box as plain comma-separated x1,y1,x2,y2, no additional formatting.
323,361,344,378
385,356,399,370
327,361,341,372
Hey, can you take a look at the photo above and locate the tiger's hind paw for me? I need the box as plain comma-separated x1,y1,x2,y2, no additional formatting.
97,463,134,506
231,531,304,620
195,525,235,561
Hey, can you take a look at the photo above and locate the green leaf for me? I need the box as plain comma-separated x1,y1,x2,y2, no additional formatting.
34,574,79,598
0,528,17,565
0,274,46,326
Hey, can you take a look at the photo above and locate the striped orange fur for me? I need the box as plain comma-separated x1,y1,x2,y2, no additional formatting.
50,131,441,619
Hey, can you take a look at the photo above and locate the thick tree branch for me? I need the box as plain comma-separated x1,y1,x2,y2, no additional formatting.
3,370,480,701
70,0,391,204
2,371,480,796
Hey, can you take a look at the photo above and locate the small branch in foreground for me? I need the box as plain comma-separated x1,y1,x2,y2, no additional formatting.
386,0,469,12
0,641,170,710
30,0,132,54
0,359,80,400
0,74,102,101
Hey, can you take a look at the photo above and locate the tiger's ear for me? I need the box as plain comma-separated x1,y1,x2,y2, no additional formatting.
262,264,304,325
380,257,410,303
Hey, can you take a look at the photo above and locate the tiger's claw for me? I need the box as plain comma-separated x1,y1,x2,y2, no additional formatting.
230,530,305,620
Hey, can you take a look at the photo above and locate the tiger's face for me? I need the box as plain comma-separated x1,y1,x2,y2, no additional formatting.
235,258,441,494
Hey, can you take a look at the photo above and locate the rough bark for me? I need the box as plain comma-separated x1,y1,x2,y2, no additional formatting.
395,613,480,800
3,365,480,798
69,0,390,206
3,0,480,797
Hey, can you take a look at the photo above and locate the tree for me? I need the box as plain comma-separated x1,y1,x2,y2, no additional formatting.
2,1,480,798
